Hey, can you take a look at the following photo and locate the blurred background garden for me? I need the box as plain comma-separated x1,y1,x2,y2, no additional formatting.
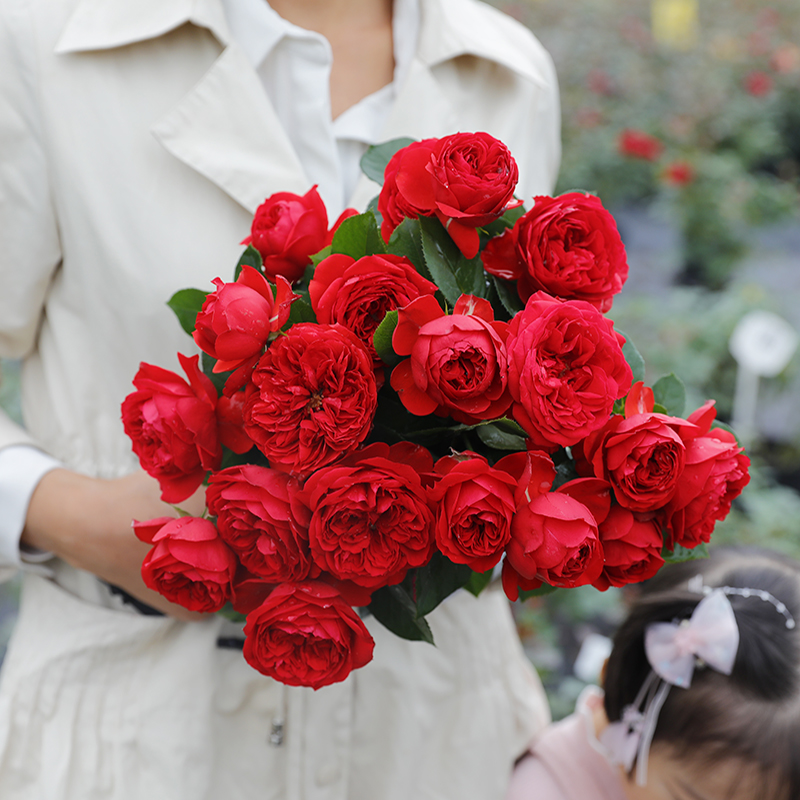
0,0,798,719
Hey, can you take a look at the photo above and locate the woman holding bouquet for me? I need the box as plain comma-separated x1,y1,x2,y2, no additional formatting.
0,0,560,797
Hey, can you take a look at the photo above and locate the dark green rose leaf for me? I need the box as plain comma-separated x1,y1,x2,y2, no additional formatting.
372,309,400,366
360,137,416,185
662,542,709,563
167,288,208,336
492,275,524,317
368,585,435,644
653,373,686,418
618,330,646,385
464,568,495,597
519,583,559,600
233,245,263,280
413,552,473,618
387,218,431,279
330,211,386,259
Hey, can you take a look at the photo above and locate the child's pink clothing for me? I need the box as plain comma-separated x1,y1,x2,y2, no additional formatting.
506,688,627,800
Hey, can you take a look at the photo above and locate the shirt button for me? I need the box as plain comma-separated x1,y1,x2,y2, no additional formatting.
315,760,341,786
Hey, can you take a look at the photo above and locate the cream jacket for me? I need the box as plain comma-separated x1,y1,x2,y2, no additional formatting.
0,0,559,797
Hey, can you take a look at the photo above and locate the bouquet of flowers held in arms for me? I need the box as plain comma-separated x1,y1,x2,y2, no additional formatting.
122,132,750,690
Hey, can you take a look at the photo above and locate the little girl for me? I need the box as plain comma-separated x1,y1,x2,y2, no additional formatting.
507,547,800,800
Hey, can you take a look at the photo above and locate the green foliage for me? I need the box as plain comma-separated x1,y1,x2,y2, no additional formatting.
234,245,263,280
167,288,207,336
330,212,386,259
360,137,416,185
368,585,435,644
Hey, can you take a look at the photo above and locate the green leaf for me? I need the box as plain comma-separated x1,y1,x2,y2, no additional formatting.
413,552,473,618
330,212,387,259
283,297,316,328
491,276,524,317
652,373,686,417
387,218,430,279
476,423,527,451
464,568,495,597
360,137,416,185
481,203,526,238
418,216,486,305
368,585,435,644
309,245,331,268
217,603,247,624
234,245,263,281
618,330,646,385
652,402,669,415
167,288,208,336
372,309,400,365
201,352,228,396
662,542,709,563
519,583,559,600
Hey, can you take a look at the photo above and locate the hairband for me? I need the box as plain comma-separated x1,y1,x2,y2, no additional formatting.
687,574,796,630
601,577,795,787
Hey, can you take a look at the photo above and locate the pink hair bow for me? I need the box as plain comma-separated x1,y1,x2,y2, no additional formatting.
645,588,739,688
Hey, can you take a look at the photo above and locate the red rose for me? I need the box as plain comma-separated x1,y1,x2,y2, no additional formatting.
662,160,695,187
391,294,511,424
429,453,517,572
301,443,435,588
193,266,296,373
482,193,629,311
618,129,664,161
243,582,375,690
206,465,314,582
378,138,439,241
504,487,606,594
505,292,633,449
744,70,773,97
215,390,253,454
309,252,437,365
133,516,237,612
243,323,377,476
242,186,329,282
666,428,750,549
121,353,221,503
584,411,698,512
593,506,665,590
379,132,519,258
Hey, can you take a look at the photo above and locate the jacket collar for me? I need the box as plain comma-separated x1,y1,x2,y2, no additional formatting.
54,0,547,213
56,0,548,85
55,0,230,53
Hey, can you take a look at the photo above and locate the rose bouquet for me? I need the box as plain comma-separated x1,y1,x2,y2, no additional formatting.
122,132,750,689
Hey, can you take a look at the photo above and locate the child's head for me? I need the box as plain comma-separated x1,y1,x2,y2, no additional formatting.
602,547,800,800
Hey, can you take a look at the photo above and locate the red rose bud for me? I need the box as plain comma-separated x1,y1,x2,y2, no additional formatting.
193,267,296,373
243,582,375,690
301,443,435,589
617,129,664,161
243,323,378,476
593,506,665,591
429,453,517,572
309,252,437,366
505,490,605,591
505,292,633,449
391,294,511,424
242,186,329,282
380,132,519,258
482,193,629,312
207,465,314,583
134,516,237,612
665,428,750,550
121,354,221,503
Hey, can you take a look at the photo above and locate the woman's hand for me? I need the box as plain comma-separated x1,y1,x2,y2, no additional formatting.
23,469,207,621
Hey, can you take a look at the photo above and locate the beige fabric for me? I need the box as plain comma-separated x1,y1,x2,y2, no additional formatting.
0,0,560,796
